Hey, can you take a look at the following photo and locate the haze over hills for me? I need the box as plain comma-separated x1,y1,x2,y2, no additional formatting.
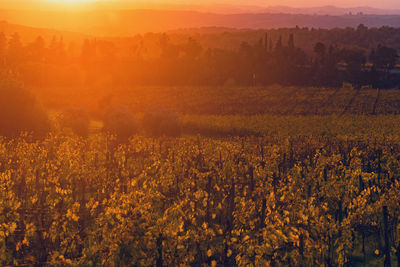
260,5,400,15
0,21,88,43
62,2,400,15
0,6,400,37
88,2,400,15
4,0,400,11
5,0,399,15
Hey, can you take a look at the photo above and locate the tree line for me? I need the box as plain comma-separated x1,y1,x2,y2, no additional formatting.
0,26,398,88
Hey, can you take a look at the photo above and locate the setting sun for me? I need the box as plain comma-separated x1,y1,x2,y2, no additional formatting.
47,0,95,2
44,0,98,8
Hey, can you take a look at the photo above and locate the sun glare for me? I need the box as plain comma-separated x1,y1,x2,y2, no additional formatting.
46,0,96,6
48,0,94,2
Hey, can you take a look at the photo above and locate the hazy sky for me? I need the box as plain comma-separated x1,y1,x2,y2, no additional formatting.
2,0,400,10
170,0,400,9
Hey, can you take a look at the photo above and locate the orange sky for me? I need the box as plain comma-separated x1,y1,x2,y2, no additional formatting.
2,0,400,10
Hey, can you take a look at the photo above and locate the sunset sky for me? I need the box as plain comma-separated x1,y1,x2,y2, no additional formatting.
2,0,400,10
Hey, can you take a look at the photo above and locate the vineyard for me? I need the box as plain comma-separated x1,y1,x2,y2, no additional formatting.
1,133,400,266
182,114,400,137
0,4,399,265
35,85,400,117
1,81,400,266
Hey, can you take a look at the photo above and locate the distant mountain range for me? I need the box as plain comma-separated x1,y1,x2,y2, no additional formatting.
70,2,400,15
0,7,399,37
0,21,87,43
260,5,400,15
2,0,400,15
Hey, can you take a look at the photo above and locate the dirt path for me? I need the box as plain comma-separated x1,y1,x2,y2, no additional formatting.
340,87,361,116
371,88,381,115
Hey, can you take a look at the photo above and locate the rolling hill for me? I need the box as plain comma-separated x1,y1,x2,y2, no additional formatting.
0,20,88,43
0,9,400,37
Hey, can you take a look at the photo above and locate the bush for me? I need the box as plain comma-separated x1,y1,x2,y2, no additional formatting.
142,108,181,137
0,80,50,139
103,105,138,142
59,107,90,137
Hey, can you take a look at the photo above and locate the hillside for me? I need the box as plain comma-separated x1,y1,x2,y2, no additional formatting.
0,21,88,43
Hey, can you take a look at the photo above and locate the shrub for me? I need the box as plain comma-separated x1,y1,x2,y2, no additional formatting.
103,105,138,142
0,80,50,139
58,107,90,137
142,108,181,137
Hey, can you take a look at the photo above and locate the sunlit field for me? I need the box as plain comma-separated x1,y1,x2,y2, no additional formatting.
1,0,400,265
1,83,400,266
